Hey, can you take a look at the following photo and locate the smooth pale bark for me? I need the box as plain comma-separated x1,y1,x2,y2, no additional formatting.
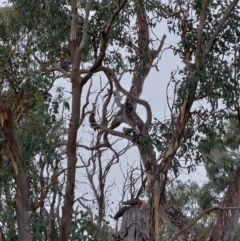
58,82,81,241
58,0,81,239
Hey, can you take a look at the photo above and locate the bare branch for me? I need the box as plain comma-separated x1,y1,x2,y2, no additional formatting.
94,123,133,140
53,141,110,151
49,66,71,77
152,34,167,58
100,66,152,131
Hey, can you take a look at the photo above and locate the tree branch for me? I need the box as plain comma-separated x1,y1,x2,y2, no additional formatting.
152,34,167,58
94,123,133,140
204,0,240,55
52,141,110,151
171,206,239,241
79,65,152,132
195,0,210,66
81,0,127,85
49,66,71,77
79,0,93,52
100,66,152,132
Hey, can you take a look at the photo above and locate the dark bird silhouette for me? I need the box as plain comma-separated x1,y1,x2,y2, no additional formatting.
89,112,98,131
59,54,70,71
114,206,132,220
122,127,140,139
122,198,143,207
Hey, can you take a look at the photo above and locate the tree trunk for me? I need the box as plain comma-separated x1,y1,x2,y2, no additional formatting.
118,207,149,241
0,226,4,241
58,82,81,241
118,195,198,241
0,108,32,241
208,164,240,241
58,0,82,239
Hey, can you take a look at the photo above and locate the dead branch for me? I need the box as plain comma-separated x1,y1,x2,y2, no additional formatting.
100,66,152,132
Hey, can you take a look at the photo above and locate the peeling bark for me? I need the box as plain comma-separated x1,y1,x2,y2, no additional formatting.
208,164,240,241
160,195,198,241
118,207,149,241
0,108,31,241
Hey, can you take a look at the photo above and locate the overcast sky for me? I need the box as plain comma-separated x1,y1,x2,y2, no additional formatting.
0,0,207,217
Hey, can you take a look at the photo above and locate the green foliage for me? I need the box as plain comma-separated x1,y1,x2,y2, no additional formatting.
70,210,115,241
1,0,240,240
159,117,240,239
0,179,17,241
8,0,70,57
31,212,48,241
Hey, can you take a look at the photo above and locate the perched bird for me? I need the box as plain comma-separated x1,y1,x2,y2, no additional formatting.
122,198,143,207
59,54,70,71
122,127,140,139
114,206,132,220
122,127,134,135
132,128,140,139
89,112,98,131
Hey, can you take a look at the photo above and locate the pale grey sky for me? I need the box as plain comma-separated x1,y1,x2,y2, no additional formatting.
0,0,207,220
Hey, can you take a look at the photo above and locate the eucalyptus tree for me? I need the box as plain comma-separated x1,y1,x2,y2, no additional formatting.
1,0,240,241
